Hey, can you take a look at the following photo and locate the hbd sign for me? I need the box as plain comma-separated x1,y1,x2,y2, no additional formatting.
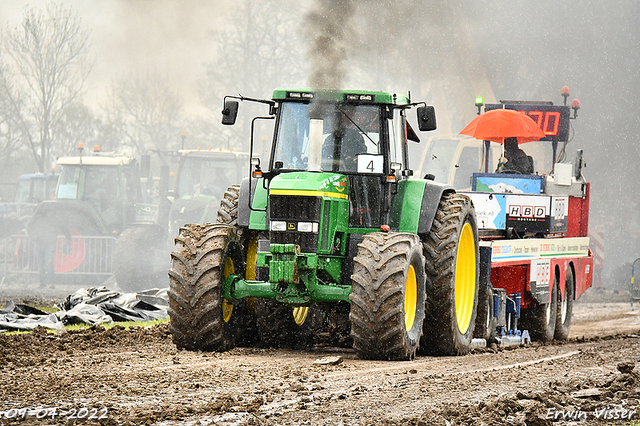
509,205,547,218
506,195,551,233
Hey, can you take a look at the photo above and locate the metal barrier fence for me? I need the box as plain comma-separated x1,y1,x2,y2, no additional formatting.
1,235,116,281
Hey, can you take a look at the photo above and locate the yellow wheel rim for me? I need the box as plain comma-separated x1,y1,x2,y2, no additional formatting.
292,306,309,326
455,222,476,334
245,238,258,314
404,265,417,331
222,257,235,323
245,238,257,281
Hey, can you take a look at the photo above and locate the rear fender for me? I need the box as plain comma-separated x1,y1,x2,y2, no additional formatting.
29,200,107,235
238,177,268,230
389,179,453,235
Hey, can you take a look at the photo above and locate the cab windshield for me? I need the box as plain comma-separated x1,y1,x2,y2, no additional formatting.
421,137,558,190
273,102,382,173
176,157,243,199
14,176,58,204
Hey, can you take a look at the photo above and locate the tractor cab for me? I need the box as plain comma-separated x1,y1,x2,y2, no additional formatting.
54,154,142,234
168,149,249,238
224,89,436,238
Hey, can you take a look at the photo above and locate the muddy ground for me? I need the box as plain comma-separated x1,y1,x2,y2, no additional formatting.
0,286,639,425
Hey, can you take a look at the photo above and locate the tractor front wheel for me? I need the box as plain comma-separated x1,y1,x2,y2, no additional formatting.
168,224,245,351
349,232,426,360
420,193,479,356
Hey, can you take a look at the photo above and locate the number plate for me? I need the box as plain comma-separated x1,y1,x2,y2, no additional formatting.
356,154,383,174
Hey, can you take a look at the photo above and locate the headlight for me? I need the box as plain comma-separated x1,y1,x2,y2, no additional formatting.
298,222,312,232
297,222,319,233
271,221,286,231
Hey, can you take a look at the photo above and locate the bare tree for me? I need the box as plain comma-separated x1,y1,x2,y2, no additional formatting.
1,3,93,172
52,101,104,157
0,59,23,161
104,70,185,154
199,0,306,150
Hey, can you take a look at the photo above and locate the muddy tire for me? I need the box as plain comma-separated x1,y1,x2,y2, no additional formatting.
349,232,426,360
420,193,479,356
217,184,260,345
474,281,495,340
217,185,240,225
168,224,245,352
255,300,320,349
521,276,558,342
554,268,574,340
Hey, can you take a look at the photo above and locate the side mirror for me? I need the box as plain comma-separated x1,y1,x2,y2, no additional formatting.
417,105,437,131
222,100,239,125
574,149,584,179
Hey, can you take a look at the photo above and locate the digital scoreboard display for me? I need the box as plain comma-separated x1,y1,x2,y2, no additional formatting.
484,103,571,142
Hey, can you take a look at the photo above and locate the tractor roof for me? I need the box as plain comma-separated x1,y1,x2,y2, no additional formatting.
272,89,410,105
18,172,58,180
179,148,250,159
56,155,134,166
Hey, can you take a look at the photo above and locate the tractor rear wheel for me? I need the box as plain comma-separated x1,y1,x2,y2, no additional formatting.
217,185,240,225
168,224,245,351
554,268,574,340
521,276,558,342
349,232,426,360
420,193,479,356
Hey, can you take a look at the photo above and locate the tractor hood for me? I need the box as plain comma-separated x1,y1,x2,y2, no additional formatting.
268,172,348,200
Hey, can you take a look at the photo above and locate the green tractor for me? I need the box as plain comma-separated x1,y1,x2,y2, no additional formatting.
168,89,480,360
168,149,249,239
26,147,171,290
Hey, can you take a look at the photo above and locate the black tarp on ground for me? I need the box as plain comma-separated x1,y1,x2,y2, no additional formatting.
0,301,63,331
0,287,168,332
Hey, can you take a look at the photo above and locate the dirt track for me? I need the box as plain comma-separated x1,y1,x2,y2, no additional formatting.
1,291,639,425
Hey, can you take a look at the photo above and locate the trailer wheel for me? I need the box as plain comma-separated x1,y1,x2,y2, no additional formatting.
217,185,240,225
420,193,479,356
168,224,245,351
555,267,574,340
474,282,495,340
349,232,426,360
521,276,558,342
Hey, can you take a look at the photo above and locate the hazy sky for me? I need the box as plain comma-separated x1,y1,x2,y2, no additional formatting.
1,0,230,112
2,0,639,280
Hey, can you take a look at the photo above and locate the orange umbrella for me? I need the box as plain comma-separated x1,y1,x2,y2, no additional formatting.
459,108,546,143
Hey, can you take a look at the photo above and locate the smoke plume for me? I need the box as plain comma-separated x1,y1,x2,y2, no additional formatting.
305,0,355,89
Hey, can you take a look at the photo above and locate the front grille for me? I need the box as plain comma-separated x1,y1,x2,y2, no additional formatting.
271,232,319,253
269,195,321,253
270,196,321,221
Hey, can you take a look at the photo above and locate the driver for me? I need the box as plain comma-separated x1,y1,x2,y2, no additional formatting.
496,137,534,174
322,127,367,172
